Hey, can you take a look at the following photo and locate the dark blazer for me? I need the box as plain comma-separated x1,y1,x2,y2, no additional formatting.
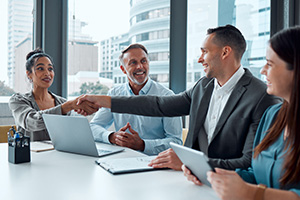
111,69,280,169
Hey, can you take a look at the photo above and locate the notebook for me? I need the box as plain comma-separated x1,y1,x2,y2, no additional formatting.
95,156,159,174
42,114,124,157
170,142,215,186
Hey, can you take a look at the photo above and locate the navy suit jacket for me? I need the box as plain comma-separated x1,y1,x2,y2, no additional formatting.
111,69,280,169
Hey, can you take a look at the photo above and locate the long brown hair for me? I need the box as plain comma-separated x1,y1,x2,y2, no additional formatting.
254,26,300,186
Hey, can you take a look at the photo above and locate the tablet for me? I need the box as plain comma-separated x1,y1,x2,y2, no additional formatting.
170,142,214,186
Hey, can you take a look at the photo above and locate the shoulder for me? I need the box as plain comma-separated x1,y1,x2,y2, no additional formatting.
240,69,267,91
193,76,214,89
9,92,31,104
263,103,282,118
259,103,282,129
108,84,126,96
150,81,175,95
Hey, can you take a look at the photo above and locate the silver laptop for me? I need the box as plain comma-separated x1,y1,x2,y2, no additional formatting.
42,114,124,157
170,142,214,186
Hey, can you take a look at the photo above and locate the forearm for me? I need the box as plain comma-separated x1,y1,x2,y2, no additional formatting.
143,136,182,155
61,100,74,114
209,153,252,170
264,188,300,200
245,184,300,200
111,95,190,117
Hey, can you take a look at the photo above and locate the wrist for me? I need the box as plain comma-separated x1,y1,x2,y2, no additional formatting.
61,101,72,114
241,183,258,200
139,139,145,151
254,184,267,200
108,132,115,144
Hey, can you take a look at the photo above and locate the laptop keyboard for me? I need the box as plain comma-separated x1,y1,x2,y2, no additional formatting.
98,149,112,154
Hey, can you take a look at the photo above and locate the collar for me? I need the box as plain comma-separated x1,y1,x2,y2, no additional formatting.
126,77,152,95
214,66,245,94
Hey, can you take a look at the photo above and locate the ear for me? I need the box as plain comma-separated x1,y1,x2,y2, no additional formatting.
26,70,32,80
120,65,127,75
221,46,232,59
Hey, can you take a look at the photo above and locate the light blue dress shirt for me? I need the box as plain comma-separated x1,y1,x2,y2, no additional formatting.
236,103,300,197
90,78,182,155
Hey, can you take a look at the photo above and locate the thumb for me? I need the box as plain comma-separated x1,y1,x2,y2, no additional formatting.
119,122,130,132
215,168,235,175
76,95,87,105
128,125,138,135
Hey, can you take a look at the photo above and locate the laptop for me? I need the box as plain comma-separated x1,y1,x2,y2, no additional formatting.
170,142,215,186
42,114,124,157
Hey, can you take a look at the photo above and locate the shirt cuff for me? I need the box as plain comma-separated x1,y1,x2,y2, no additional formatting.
103,131,114,144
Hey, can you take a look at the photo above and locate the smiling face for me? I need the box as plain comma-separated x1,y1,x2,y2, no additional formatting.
121,48,149,86
27,56,54,89
261,45,294,101
198,34,223,79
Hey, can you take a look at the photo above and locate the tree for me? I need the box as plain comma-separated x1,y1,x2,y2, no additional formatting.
0,81,15,96
70,81,110,96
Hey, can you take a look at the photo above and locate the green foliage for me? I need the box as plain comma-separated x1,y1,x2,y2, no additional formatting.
70,81,110,96
0,81,15,96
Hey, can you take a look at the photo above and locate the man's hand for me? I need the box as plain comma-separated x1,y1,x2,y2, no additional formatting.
76,95,111,108
182,165,203,186
148,148,183,170
109,122,145,151
73,97,99,116
61,95,98,115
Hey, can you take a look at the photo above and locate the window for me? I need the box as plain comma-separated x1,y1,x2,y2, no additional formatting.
187,0,271,89
0,0,33,102
68,0,170,95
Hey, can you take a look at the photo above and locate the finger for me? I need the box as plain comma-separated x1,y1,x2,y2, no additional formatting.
115,134,129,142
76,95,87,105
128,125,138,135
215,168,235,175
118,132,132,139
182,165,191,175
119,123,130,132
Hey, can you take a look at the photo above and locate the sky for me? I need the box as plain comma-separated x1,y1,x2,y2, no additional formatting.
0,0,130,85
69,0,130,42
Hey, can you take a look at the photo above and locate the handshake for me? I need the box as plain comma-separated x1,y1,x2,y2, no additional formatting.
73,95,111,116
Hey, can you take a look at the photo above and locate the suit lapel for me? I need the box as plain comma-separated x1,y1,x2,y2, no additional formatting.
210,69,252,143
190,80,214,146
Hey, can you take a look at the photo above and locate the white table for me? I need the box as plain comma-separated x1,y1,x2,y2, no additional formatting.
0,143,219,200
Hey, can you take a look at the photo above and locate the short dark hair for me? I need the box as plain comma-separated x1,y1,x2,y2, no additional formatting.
26,48,54,74
119,43,148,64
207,24,246,60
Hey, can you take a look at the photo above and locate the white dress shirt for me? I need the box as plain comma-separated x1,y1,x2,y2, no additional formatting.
204,66,245,144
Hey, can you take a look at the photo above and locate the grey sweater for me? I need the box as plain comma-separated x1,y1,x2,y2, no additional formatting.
9,91,69,141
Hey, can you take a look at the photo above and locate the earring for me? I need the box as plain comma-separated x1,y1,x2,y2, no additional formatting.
28,77,33,83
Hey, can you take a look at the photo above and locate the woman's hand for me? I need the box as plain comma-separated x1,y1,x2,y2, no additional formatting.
207,168,254,200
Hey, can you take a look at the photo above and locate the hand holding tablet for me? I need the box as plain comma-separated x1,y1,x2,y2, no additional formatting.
170,142,215,186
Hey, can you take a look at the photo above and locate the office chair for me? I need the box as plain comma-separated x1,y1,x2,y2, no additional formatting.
182,128,188,145
0,125,16,143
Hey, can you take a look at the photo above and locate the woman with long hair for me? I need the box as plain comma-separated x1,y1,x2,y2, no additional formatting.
183,26,300,200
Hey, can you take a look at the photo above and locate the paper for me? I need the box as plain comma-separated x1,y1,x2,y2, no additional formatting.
30,141,54,152
96,156,158,174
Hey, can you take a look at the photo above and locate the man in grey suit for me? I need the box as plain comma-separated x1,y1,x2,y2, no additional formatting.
77,25,279,172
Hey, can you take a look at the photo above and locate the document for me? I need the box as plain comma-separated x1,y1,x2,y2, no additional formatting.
30,141,54,152
95,156,161,174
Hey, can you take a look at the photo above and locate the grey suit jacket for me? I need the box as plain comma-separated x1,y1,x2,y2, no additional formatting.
9,91,69,141
111,69,280,169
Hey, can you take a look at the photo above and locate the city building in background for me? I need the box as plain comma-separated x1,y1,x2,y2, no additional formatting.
99,0,270,89
7,0,33,89
100,0,171,88
6,0,271,94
